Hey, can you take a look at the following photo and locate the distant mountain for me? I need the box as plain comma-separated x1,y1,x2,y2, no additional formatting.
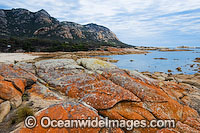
0,8,130,48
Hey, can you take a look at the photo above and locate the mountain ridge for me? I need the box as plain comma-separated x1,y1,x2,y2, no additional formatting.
0,8,130,49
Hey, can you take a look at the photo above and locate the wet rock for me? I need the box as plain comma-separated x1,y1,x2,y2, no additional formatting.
153,58,168,60
0,101,10,122
190,64,195,68
176,67,182,72
168,70,173,73
108,59,119,63
194,57,200,63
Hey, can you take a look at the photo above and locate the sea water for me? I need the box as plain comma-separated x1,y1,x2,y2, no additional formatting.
101,48,200,74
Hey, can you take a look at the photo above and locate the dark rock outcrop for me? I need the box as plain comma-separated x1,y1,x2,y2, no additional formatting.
0,8,127,47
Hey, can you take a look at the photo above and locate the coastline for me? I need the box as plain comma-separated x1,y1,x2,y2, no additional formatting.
0,46,200,132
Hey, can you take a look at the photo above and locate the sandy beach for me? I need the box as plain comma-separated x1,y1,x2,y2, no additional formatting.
0,53,39,64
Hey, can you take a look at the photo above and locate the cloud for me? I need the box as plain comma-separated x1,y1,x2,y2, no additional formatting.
0,0,200,46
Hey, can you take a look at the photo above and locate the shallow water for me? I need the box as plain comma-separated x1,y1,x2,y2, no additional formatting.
101,48,200,74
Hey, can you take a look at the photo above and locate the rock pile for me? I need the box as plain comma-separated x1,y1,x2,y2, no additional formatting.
0,59,199,132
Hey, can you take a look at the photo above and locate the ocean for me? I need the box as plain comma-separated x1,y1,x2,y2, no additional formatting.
101,48,200,74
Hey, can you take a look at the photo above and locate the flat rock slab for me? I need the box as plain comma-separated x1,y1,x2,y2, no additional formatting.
35,59,140,109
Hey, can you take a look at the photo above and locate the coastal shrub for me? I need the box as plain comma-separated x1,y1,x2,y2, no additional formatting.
11,106,34,124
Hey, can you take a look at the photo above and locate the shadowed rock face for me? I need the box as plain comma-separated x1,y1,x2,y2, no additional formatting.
1,58,200,132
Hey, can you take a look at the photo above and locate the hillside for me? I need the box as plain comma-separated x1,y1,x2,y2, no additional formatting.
0,8,131,52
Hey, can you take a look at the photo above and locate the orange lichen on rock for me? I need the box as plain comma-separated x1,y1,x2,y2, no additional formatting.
17,102,102,133
0,75,4,80
102,69,169,102
5,58,200,132
28,83,63,101
176,121,200,133
0,81,22,100
35,59,140,110
12,78,26,93
0,64,37,108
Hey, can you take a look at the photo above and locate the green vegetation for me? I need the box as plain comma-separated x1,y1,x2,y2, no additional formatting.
11,106,34,124
0,37,131,52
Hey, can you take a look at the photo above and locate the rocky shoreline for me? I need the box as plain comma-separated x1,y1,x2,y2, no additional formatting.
0,51,200,132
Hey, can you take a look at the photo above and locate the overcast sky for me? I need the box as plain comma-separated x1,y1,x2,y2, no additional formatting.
1,0,200,46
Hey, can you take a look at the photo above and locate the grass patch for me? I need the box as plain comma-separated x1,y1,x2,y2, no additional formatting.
11,106,34,124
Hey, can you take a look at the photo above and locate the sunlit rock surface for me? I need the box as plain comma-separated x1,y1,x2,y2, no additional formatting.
0,59,199,132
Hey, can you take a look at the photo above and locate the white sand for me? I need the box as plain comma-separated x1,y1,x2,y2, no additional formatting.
0,53,39,64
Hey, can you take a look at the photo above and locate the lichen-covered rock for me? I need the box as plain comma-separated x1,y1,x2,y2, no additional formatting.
0,64,37,107
176,121,200,132
35,59,84,73
0,101,10,122
2,58,199,132
35,59,140,110
159,81,200,114
77,58,117,72
14,62,36,74
15,102,103,132
157,128,178,133
183,117,200,130
102,69,169,102
0,81,22,107
99,68,200,132
125,70,157,86
27,82,65,109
